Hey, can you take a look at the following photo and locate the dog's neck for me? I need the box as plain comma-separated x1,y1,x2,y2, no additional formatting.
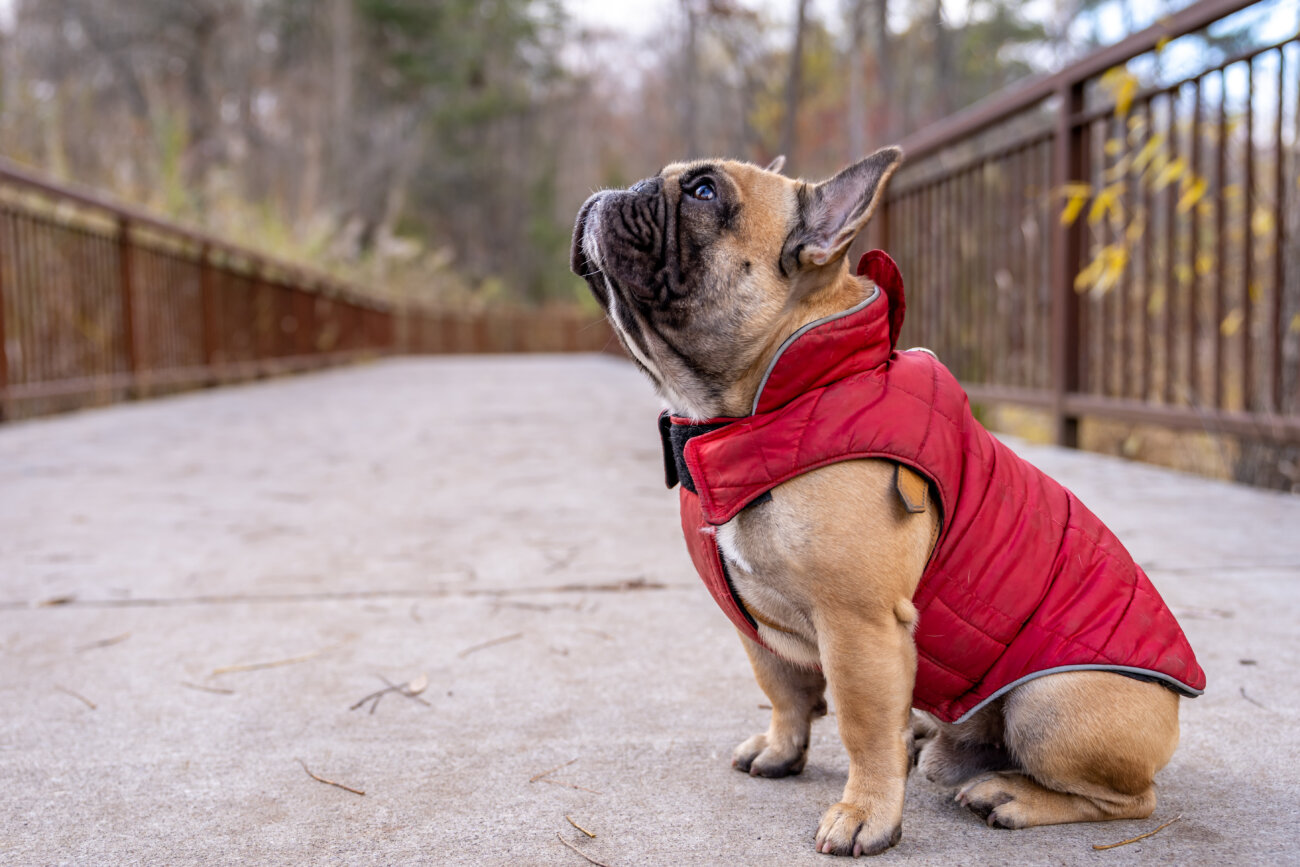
695,266,875,420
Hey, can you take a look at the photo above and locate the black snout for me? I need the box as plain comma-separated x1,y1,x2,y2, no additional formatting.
570,196,597,277
571,175,671,308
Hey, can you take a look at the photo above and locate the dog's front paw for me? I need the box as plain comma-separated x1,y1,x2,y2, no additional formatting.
731,732,808,778
814,802,902,857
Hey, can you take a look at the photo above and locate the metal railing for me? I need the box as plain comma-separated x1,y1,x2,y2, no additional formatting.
874,0,1300,447
0,159,613,421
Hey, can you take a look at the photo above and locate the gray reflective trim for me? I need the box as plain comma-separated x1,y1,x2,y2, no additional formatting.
950,664,1205,724
751,286,882,415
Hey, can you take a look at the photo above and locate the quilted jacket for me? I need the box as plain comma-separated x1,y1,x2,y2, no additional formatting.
664,250,1205,723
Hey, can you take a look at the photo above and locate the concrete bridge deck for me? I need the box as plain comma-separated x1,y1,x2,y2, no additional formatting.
1,355,1297,865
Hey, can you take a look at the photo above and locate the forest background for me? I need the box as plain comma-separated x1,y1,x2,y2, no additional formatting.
0,0,1285,310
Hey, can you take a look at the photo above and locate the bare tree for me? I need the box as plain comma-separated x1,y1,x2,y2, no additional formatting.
846,0,895,158
846,0,867,160
683,0,701,155
930,0,952,119
870,0,893,144
779,0,809,173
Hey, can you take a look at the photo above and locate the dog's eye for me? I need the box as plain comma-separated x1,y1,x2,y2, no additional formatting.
689,181,716,201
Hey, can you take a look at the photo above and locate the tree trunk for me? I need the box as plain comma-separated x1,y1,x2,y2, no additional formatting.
870,0,893,144
683,0,700,156
330,0,354,193
930,0,952,121
846,0,867,160
779,0,808,173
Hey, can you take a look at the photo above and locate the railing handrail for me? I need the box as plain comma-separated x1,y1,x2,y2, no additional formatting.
896,0,1258,163
0,155,377,309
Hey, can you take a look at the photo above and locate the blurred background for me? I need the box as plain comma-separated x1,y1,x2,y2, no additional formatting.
0,0,1298,488
0,0,1289,310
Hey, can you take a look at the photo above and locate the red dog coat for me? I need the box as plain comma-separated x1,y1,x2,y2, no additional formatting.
661,250,1205,724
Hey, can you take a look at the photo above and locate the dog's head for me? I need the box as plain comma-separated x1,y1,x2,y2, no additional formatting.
571,147,901,419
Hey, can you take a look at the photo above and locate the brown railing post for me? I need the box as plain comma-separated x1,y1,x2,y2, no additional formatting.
199,243,219,380
1050,83,1085,448
117,217,139,395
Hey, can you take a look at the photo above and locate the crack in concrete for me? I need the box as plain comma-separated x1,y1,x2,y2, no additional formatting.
1,576,679,610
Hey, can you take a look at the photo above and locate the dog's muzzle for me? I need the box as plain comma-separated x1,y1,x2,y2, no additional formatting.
571,195,601,274
571,194,610,307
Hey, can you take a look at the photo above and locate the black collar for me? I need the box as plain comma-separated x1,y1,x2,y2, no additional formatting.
657,412,729,493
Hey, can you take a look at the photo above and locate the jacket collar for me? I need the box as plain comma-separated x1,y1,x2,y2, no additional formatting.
749,249,905,416
660,250,905,490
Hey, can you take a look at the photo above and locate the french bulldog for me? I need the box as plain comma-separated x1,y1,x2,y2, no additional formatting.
570,148,1199,857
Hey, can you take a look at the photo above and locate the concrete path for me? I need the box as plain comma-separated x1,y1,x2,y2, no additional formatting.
1,356,1298,866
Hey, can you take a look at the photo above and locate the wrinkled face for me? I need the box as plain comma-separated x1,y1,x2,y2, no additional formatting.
571,148,902,418
570,161,800,418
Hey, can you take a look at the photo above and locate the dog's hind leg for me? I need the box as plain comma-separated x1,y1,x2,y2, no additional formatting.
915,704,1018,786
956,671,1180,829
732,635,827,778
957,772,1157,828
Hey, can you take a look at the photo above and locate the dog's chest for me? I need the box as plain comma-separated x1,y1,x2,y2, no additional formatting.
716,505,822,666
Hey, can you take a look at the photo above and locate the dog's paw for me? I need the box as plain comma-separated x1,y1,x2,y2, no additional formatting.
731,732,808,778
814,802,902,857
955,774,1022,829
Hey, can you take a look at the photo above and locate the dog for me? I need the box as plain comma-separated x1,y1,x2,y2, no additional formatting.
570,148,1204,857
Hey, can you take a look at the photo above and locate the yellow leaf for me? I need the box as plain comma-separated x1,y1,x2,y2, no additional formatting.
1132,133,1165,173
1099,68,1139,118
1177,178,1207,213
1104,137,1123,156
1059,183,1092,226
1087,182,1126,226
1098,245,1129,294
1291,313,1300,334
1142,150,1170,185
1152,157,1186,192
1155,35,1171,52
1196,252,1214,276
1252,207,1274,236
1075,255,1105,291
1076,243,1128,295
1220,309,1244,336
1061,197,1087,226
1197,201,1213,218
1176,264,1194,284
1249,281,1262,303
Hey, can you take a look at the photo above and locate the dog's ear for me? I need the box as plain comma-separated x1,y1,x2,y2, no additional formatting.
765,155,786,174
784,146,902,273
